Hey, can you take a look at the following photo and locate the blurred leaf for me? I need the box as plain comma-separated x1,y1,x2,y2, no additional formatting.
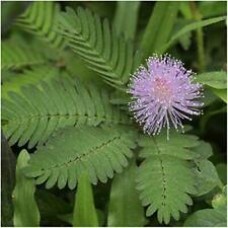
1,133,16,226
96,208,106,226
189,1,206,72
36,190,72,222
83,1,115,19
184,205,227,227
199,2,227,18
162,15,226,52
72,173,98,227
194,160,222,197
185,185,227,226
211,88,227,103
196,71,227,103
58,209,105,226
202,88,218,107
211,187,227,209
196,71,227,89
1,1,30,36
179,2,192,19
1,70,18,83
216,164,227,185
13,150,40,227
114,1,140,40
173,19,194,51
200,105,226,133
108,160,145,227
15,1,65,49
192,141,213,160
140,2,179,58
204,19,226,71
110,90,130,107
63,51,104,87
179,31,192,51
1,35,45,71
58,213,73,225
2,65,60,100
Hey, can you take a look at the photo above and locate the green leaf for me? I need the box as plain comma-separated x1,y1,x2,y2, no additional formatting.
1,35,45,70
199,106,227,133
1,1,28,34
216,164,227,185
1,133,16,226
84,2,115,19
179,2,192,19
15,1,65,49
177,3,193,50
24,126,136,189
108,159,145,227
191,141,223,196
57,7,140,89
73,173,98,227
193,160,222,196
195,71,227,103
161,15,226,52
178,30,192,51
185,185,227,226
13,150,40,227
114,1,140,41
57,209,104,226
136,130,200,224
1,69,18,83
184,206,227,227
63,51,102,84
211,187,227,209
2,65,59,100
196,71,227,89
211,88,227,103
2,76,130,148
202,88,218,107
140,2,179,58
57,213,73,225
191,141,213,160
199,2,227,18
36,190,72,222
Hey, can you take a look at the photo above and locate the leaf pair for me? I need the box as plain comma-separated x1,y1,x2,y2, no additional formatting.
196,71,227,103
57,7,141,89
23,126,137,190
184,186,227,227
15,1,65,49
2,76,130,148
2,36,45,70
136,131,199,224
135,129,222,224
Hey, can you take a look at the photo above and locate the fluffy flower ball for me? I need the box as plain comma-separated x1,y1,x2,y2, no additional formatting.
128,54,203,138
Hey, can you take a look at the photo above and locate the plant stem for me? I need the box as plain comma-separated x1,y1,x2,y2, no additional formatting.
190,1,205,72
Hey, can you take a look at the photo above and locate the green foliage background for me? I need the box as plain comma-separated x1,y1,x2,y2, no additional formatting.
1,1,227,227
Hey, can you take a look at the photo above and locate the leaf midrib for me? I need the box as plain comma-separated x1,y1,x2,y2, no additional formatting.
39,135,122,171
152,138,167,210
5,112,129,126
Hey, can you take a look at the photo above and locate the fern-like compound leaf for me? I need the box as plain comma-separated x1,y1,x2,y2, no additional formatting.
2,36,45,70
15,1,65,49
2,77,130,148
136,130,200,224
24,126,136,189
2,65,59,99
57,7,141,89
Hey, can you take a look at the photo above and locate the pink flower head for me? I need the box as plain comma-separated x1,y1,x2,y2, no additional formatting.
128,54,203,139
